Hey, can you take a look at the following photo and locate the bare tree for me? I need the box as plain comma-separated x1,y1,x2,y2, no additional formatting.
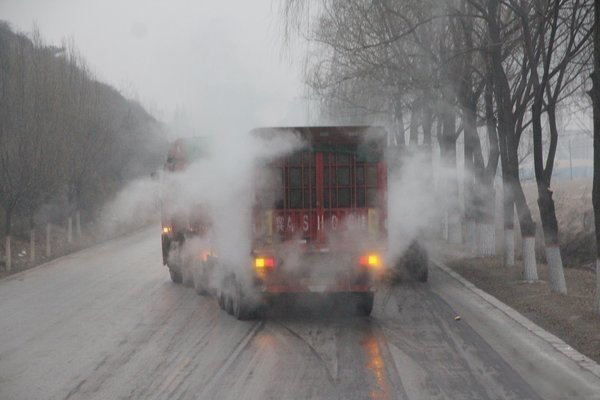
0,24,166,270
516,0,592,293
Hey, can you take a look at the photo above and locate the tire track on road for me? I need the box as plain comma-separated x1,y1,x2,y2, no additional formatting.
191,320,265,400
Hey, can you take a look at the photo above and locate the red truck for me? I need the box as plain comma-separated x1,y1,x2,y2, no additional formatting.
161,126,427,319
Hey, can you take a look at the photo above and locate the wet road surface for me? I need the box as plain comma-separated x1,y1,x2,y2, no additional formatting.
0,228,599,400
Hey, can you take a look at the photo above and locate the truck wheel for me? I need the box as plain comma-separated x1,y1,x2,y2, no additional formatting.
224,293,234,315
193,266,208,296
355,292,374,316
404,241,429,282
194,276,208,295
217,290,225,309
169,268,182,284
232,293,258,320
231,280,260,320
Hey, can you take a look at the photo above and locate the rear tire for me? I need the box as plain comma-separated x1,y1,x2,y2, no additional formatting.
355,292,374,316
193,265,209,296
224,293,234,315
232,284,259,320
217,290,225,309
404,241,429,282
169,267,182,284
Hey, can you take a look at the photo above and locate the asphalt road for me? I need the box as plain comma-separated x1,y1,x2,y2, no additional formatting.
1,227,599,400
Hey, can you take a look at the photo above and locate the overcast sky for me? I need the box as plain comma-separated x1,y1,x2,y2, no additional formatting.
0,0,310,137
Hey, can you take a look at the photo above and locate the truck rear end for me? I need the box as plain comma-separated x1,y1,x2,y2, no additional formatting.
248,126,388,315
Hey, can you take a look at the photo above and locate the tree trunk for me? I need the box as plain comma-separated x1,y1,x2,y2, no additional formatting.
422,103,433,147
488,0,533,269
29,214,35,264
525,88,567,293
441,107,462,244
436,117,449,240
512,173,538,281
46,223,51,258
394,97,405,146
592,0,600,315
478,76,499,257
422,101,434,169
76,210,81,238
534,103,566,293
4,235,10,272
409,99,421,146
463,108,477,254
67,216,73,244
497,121,515,266
4,207,12,271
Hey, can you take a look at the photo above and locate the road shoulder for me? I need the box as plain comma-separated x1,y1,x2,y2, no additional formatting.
430,259,600,400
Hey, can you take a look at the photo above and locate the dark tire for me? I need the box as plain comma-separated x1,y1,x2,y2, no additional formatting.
217,290,225,309
169,267,182,284
232,284,259,320
404,241,429,282
224,293,234,315
193,266,209,296
194,279,208,296
416,265,428,282
355,292,374,316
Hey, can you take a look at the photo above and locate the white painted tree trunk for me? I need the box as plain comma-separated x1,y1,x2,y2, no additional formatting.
504,229,515,266
441,211,449,241
596,259,600,315
30,229,35,264
75,210,81,237
522,236,538,281
545,246,567,293
448,213,462,244
67,217,73,244
46,223,51,258
477,223,495,257
465,220,477,254
5,235,11,271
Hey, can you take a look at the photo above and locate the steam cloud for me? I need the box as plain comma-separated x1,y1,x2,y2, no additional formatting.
101,129,450,292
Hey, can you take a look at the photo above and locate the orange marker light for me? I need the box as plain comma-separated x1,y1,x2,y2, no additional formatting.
360,253,381,268
162,226,172,234
368,254,380,266
255,257,275,269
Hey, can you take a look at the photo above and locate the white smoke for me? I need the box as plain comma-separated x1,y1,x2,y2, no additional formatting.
100,128,457,292
386,149,439,264
165,130,305,286
99,176,161,237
